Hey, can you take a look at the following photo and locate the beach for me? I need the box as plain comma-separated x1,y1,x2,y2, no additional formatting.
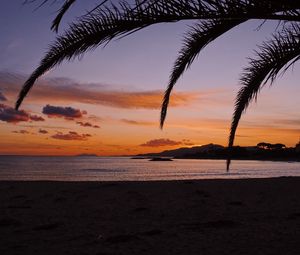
1,177,300,254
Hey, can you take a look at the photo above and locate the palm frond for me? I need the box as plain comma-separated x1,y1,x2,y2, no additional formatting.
51,0,77,32
16,0,300,109
227,23,300,171
51,0,114,32
160,18,246,128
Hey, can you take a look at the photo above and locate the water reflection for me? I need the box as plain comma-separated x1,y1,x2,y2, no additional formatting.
0,156,299,181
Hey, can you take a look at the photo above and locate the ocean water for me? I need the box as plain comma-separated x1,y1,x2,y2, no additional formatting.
0,156,299,181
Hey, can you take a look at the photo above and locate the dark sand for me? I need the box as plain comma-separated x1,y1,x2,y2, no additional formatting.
1,177,300,254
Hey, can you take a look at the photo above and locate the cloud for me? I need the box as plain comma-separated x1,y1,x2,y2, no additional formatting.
120,119,155,126
30,115,45,122
12,130,30,134
42,105,85,120
76,121,92,127
76,121,100,128
182,139,194,146
39,129,48,134
0,104,29,123
88,115,102,122
51,131,92,141
0,91,6,101
272,119,300,126
0,104,44,124
140,138,182,147
0,72,198,109
140,138,194,147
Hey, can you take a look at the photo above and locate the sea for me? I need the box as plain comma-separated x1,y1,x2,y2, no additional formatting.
0,156,300,181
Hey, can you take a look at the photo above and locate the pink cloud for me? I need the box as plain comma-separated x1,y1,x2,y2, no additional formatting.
30,115,45,122
76,121,100,128
182,139,194,146
0,104,43,124
120,119,155,126
39,129,48,134
42,105,86,120
0,72,198,109
12,129,30,134
51,131,92,141
140,138,182,147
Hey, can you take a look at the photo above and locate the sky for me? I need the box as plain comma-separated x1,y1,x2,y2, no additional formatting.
0,0,299,156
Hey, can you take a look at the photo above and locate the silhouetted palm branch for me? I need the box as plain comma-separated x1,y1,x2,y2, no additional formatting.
50,0,113,32
227,23,300,170
17,0,300,109
51,0,77,32
160,18,247,128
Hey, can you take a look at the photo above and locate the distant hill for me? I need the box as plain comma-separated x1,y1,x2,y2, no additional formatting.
137,143,300,161
137,143,225,158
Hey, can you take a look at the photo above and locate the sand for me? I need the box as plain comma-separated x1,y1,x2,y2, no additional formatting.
1,177,300,254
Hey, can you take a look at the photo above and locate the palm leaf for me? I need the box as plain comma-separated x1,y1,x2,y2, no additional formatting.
227,23,300,171
51,0,114,32
160,18,246,128
51,0,77,32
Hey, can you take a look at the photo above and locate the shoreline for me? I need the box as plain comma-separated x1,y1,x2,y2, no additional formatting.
1,154,299,161
0,175,300,182
1,177,300,254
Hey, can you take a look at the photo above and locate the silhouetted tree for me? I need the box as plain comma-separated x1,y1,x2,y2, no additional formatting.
257,142,286,150
18,0,300,169
273,143,286,150
296,140,300,153
257,142,271,150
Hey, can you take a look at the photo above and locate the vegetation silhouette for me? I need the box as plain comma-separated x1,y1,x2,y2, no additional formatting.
19,0,300,170
138,142,300,161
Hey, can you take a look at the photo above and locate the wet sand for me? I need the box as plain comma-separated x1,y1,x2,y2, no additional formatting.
1,177,300,254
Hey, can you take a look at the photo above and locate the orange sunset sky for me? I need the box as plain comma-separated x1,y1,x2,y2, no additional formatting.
0,1,299,156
